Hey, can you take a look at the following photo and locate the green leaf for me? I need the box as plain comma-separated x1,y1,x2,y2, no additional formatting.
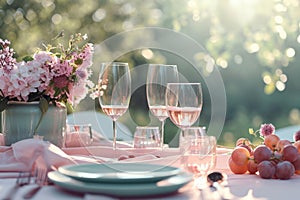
248,128,255,135
0,97,9,112
22,56,34,62
65,102,74,114
39,97,49,114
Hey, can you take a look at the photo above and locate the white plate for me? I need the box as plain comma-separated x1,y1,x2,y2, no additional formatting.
58,163,182,183
48,170,192,198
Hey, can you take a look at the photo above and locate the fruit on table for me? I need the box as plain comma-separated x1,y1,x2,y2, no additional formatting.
231,146,251,166
293,141,300,153
229,132,300,180
275,161,295,180
257,160,276,179
292,156,300,174
276,139,292,153
264,134,280,151
247,158,258,174
253,145,272,164
294,130,300,142
228,158,248,174
282,145,299,162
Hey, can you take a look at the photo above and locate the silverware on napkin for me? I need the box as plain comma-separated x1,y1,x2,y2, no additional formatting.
3,171,31,200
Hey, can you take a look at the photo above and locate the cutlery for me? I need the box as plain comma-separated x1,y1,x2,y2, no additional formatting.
23,167,50,199
3,171,31,200
207,171,230,200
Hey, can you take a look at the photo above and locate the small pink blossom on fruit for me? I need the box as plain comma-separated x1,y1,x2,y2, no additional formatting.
259,123,275,137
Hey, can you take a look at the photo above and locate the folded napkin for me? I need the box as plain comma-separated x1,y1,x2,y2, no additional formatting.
0,138,78,173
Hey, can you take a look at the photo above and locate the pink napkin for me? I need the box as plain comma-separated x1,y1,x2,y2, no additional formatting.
0,138,76,172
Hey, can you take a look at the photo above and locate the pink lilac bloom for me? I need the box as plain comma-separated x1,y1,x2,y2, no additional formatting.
33,51,53,64
0,39,16,73
50,59,73,77
79,43,94,69
5,61,47,101
259,123,275,137
53,75,69,89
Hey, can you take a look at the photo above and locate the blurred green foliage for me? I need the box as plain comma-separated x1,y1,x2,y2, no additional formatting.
1,0,300,147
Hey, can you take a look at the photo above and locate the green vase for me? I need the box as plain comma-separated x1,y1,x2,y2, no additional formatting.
1,101,67,147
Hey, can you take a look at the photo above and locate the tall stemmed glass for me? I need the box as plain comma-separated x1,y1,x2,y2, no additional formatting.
146,64,178,148
166,83,203,131
166,82,204,186
98,62,131,150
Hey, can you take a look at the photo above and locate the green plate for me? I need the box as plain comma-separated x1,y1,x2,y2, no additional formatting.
48,170,192,198
58,163,182,183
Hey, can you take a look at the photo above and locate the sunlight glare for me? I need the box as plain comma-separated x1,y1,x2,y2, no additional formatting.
280,74,287,83
263,75,272,84
274,3,287,12
93,8,106,22
286,48,295,58
275,81,285,91
275,25,287,39
289,109,300,124
229,0,259,25
141,49,154,59
249,43,260,53
216,58,228,69
274,15,283,24
52,14,62,25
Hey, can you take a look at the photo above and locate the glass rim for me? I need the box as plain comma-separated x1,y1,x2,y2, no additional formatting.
183,126,206,130
101,62,129,66
148,64,178,68
135,126,160,130
167,82,201,86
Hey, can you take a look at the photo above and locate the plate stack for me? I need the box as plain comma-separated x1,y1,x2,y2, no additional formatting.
48,163,193,198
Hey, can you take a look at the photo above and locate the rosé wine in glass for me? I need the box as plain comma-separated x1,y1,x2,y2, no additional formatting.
167,106,202,129
146,64,178,148
101,105,128,121
166,82,203,130
98,62,131,150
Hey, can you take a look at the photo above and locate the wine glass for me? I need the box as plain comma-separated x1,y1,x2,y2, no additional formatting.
146,64,178,148
165,82,203,131
133,126,161,148
180,135,216,188
98,62,131,150
64,123,93,147
179,126,207,151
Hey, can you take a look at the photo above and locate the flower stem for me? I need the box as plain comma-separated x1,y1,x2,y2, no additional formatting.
34,113,44,135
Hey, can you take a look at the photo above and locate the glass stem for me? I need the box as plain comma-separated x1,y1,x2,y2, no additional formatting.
112,120,117,150
161,119,165,148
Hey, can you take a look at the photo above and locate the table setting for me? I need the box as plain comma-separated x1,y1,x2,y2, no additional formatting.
2,34,300,200
2,130,300,200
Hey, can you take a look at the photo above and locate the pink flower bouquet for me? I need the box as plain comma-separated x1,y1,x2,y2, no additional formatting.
0,33,94,112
